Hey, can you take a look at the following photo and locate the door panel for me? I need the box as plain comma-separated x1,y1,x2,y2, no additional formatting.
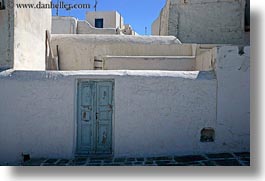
96,82,113,153
77,81,113,155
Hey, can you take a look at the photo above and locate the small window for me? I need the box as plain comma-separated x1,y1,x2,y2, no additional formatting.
0,0,5,10
95,18,104,28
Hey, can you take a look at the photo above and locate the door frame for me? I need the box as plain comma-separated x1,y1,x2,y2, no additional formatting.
74,79,115,156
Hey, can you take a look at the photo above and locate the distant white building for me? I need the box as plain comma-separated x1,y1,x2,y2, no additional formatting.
52,11,137,35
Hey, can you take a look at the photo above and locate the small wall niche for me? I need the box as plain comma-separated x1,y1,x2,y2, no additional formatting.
200,128,215,142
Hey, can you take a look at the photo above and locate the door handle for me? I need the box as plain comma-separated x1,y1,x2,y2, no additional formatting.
96,112,99,120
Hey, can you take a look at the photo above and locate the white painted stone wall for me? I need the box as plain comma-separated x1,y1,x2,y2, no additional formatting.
51,35,187,70
0,70,217,164
13,0,51,70
86,11,124,29
52,16,77,34
213,46,250,153
0,0,13,70
153,0,247,45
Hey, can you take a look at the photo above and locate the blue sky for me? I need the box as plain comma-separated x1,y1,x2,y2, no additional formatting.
52,0,166,35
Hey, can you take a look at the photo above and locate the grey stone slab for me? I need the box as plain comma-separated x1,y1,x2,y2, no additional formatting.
214,159,242,166
234,152,250,158
114,158,126,162
23,159,46,166
206,153,234,159
174,155,207,162
201,160,216,166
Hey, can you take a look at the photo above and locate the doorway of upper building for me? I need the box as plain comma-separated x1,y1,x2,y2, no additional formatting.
95,18,104,28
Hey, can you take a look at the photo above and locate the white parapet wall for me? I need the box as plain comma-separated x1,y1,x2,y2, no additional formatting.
103,56,196,71
52,16,77,34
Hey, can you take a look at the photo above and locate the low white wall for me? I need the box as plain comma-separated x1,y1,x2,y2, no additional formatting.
103,56,196,71
0,70,219,164
51,35,187,70
52,16,77,34
214,46,250,152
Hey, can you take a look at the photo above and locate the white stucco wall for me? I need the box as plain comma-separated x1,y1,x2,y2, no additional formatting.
103,56,196,71
13,0,51,70
51,35,187,70
0,1,13,70
86,11,122,29
52,16,77,34
214,46,250,152
0,70,218,164
153,0,246,45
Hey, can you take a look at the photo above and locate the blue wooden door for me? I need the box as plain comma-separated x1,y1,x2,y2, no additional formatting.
77,81,113,155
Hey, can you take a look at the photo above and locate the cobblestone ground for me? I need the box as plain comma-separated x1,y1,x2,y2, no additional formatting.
21,152,250,166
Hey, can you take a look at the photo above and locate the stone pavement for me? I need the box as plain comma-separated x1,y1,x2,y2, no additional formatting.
22,152,250,166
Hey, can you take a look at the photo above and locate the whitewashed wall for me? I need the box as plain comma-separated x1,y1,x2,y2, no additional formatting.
52,16,77,34
103,56,196,71
153,0,246,44
0,70,217,164
51,35,185,70
13,0,51,70
0,0,13,70
214,46,250,153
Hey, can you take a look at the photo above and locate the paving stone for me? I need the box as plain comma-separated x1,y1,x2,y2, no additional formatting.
104,163,123,166
174,155,207,163
114,158,126,162
136,158,145,161
42,163,57,166
206,153,234,159
56,159,70,166
86,163,103,166
44,159,58,164
201,160,216,166
234,152,250,158
242,161,250,166
154,156,173,161
214,159,242,166
23,159,46,166
90,157,113,161
156,160,172,166
133,162,144,166
146,157,155,162
88,160,102,164
145,161,154,165
103,160,113,164
240,157,250,162
126,158,136,162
